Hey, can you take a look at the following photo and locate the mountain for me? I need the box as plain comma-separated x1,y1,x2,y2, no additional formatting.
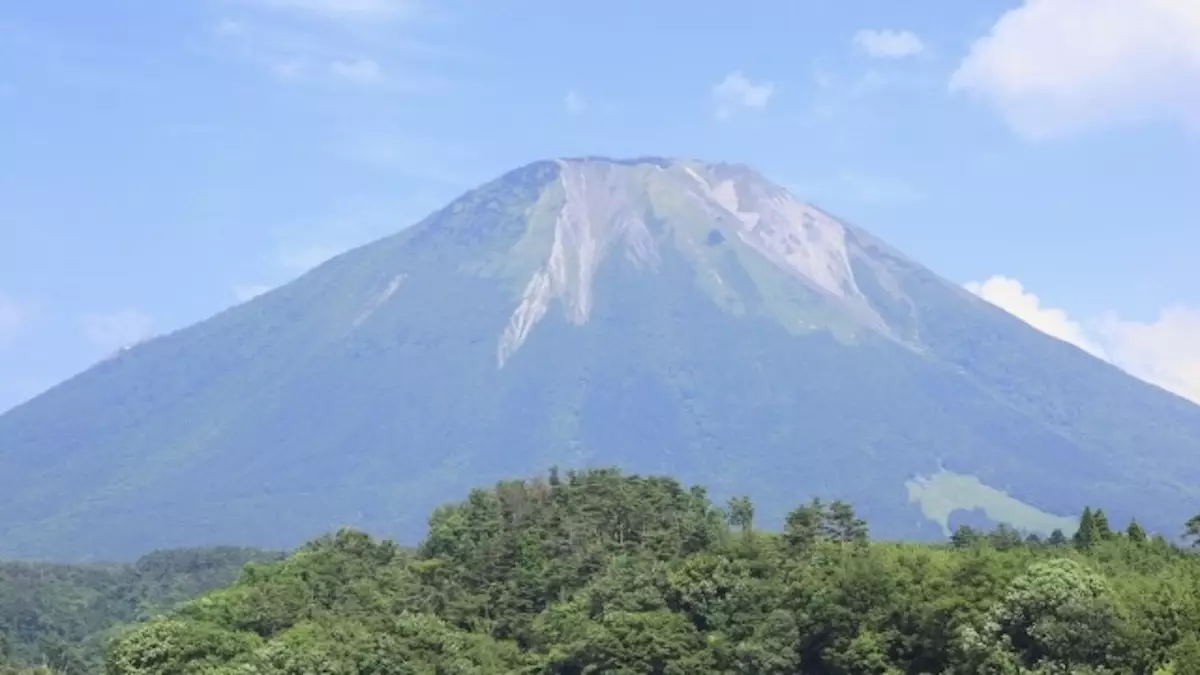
2,156,1198,561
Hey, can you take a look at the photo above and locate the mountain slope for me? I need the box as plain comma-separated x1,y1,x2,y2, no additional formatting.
2,157,1198,561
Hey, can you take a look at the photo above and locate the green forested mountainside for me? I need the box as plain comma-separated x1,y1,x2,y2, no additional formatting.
3,157,1200,561
96,469,1200,675
0,547,280,674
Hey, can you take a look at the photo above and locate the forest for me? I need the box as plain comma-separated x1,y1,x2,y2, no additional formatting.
7,467,1200,674
0,547,280,674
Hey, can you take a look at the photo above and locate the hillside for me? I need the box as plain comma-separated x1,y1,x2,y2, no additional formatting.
0,546,280,673
1,157,1199,560
101,469,1200,675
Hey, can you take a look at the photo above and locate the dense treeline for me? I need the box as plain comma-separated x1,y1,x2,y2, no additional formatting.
0,547,280,674
95,468,1200,674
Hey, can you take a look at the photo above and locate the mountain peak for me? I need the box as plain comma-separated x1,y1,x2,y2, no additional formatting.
548,155,763,183
493,156,883,365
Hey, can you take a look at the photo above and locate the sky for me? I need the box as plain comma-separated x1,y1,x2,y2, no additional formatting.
0,0,1198,411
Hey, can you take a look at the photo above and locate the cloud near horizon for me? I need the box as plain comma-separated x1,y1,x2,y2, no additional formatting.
951,0,1200,139
966,275,1200,404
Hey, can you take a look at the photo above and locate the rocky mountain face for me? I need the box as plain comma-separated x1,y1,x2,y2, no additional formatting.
2,157,1198,561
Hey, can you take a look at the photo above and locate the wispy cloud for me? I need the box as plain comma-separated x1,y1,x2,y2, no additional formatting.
209,0,454,91
791,67,936,128
966,275,1200,404
711,71,774,120
246,0,420,21
853,29,925,59
81,309,155,352
0,292,28,344
565,89,587,115
563,89,619,116
215,18,246,35
329,57,383,83
951,0,1200,139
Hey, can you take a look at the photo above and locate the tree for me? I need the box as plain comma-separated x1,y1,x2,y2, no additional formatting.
105,619,262,675
783,498,824,553
1127,519,1148,543
1184,515,1200,548
1166,634,1200,674
825,500,868,545
988,523,1024,551
950,525,982,549
726,496,755,535
1093,509,1114,541
75,471,1200,675
1048,529,1068,547
954,558,1123,672
1074,507,1101,549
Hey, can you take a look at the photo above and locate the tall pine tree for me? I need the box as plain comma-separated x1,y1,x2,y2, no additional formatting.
1073,507,1101,549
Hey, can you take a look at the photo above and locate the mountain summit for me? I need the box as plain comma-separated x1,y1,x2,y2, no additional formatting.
3,157,1199,561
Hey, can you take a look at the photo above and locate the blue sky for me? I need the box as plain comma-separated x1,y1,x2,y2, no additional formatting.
1,0,1198,411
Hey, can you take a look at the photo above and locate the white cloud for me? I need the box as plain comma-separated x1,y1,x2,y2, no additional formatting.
211,5,450,91
0,293,27,343
950,0,1200,139
249,0,418,20
215,19,246,36
853,29,925,59
1094,307,1200,405
712,71,774,120
965,276,1107,358
966,275,1200,404
81,309,154,352
329,57,382,83
565,90,587,115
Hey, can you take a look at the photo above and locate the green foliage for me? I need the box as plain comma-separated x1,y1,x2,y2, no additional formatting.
84,469,1200,675
725,496,755,535
1184,515,1200,548
0,548,278,674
